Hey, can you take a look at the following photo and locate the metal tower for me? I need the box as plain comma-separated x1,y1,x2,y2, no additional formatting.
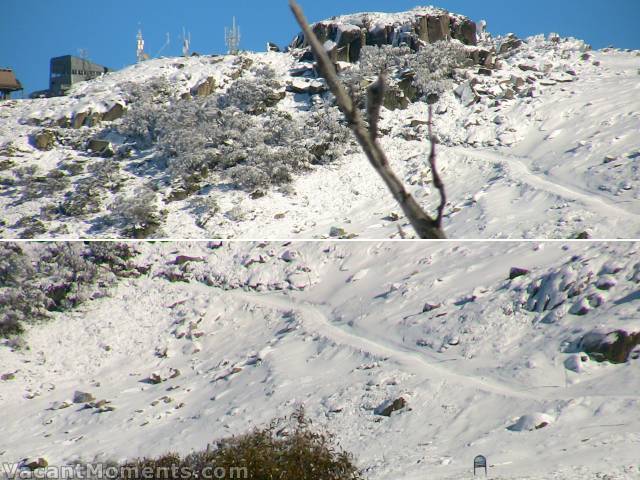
182,28,191,57
136,29,146,62
225,17,241,55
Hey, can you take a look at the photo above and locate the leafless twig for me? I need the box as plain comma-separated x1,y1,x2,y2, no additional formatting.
289,0,446,239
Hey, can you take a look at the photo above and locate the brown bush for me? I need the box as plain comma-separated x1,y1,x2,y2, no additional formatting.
115,408,363,480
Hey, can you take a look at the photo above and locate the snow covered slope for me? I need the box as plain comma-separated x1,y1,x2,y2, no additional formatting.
0,11,639,240
1,241,639,479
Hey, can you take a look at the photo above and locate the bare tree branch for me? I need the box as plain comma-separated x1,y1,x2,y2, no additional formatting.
428,106,447,228
289,0,446,239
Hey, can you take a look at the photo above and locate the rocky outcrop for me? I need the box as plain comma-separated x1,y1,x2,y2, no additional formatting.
290,9,477,63
579,330,640,364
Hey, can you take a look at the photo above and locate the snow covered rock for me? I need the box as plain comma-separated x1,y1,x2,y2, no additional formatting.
579,330,640,364
507,413,554,432
375,397,408,416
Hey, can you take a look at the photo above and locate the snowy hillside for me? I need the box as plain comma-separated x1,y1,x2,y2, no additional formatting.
1,9,639,240
1,241,639,479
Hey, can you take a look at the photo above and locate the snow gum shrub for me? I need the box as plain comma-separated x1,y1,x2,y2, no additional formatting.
159,99,349,192
110,186,164,238
353,41,470,99
118,77,174,149
217,65,285,114
0,243,48,336
112,407,363,480
0,243,141,339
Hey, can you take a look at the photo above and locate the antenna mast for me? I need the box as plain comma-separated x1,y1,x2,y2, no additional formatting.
182,28,191,57
137,29,146,62
155,32,171,58
225,17,241,54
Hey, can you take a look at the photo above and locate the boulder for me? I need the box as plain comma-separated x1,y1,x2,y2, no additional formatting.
191,77,217,97
32,130,56,151
172,255,205,265
509,267,530,280
73,391,95,404
72,112,88,129
507,413,554,432
23,458,48,471
102,103,126,122
375,397,407,416
454,81,479,107
286,78,327,95
499,36,523,55
267,42,281,52
87,139,114,157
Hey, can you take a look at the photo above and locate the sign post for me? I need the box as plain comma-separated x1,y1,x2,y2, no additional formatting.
473,455,487,476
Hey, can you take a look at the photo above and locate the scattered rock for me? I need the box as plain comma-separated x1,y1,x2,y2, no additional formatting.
87,139,114,157
73,391,95,404
422,302,441,312
454,81,479,107
564,353,589,373
172,255,205,265
329,226,347,238
102,103,126,122
23,458,48,471
70,112,87,129
32,130,56,151
50,401,72,410
509,267,530,280
281,250,298,262
286,78,327,95
375,397,408,417
1,372,15,381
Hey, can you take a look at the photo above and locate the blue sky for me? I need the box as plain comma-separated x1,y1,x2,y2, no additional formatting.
2,0,639,96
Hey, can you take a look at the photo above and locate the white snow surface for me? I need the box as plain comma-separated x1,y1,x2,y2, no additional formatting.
1,35,639,239
1,241,640,479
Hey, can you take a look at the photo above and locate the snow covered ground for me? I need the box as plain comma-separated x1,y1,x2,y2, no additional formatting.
1,241,639,479
0,24,638,240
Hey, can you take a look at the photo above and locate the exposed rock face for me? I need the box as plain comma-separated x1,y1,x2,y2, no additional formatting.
290,9,477,63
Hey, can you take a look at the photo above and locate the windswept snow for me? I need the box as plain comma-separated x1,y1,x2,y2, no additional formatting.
1,241,639,479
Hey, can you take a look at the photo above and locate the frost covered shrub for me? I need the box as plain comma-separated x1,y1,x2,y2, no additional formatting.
410,41,470,96
118,69,350,194
0,243,141,339
217,65,284,114
159,100,348,192
118,77,173,148
0,244,47,336
359,45,413,76
355,41,470,98
110,186,163,238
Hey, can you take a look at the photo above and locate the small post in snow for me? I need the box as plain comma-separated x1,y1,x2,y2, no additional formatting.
473,455,488,476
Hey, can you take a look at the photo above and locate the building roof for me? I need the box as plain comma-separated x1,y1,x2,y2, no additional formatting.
0,69,22,91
